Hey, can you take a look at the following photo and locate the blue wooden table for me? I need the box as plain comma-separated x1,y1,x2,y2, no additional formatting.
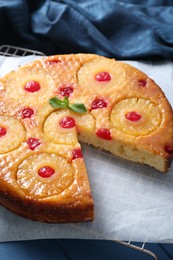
0,239,173,259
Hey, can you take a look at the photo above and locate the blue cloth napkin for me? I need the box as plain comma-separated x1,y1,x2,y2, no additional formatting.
0,0,173,59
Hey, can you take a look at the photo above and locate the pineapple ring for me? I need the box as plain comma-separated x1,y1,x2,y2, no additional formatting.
43,109,95,145
16,153,74,198
77,57,125,96
5,67,55,105
0,116,26,153
110,98,162,136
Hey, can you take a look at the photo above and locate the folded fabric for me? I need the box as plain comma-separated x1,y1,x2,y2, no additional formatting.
0,0,173,60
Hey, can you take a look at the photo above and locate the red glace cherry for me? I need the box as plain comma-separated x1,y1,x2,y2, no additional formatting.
38,166,55,178
165,145,173,154
48,59,61,65
91,98,107,110
26,138,41,150
0,126,7,137
59,117,76,128
139,79,147,87
72,148,83,160
59,85,73,97
125,111,141,122
24,81,41,92
95,72,111,82
96,128,112,140
21,107,34,119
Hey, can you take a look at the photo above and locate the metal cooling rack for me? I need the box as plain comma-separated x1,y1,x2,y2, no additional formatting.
0,45,45,57
114,240,157,259
0,44,157,260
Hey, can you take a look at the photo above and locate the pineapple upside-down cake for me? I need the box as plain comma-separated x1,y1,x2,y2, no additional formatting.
0,54,172,223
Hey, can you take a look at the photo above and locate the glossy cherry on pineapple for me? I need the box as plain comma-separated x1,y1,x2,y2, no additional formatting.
165,145,173,154
125,111,141,122
95,72,111,82
59,85,74,97
21,107,34,119
26,138,41,150
72,148,83,160
48,59,61,65
138,79,147,87
91,98,107,110
24,81,41,92
38,166,55,178
59,117,76,128
96,128,112,140
0,126,7,137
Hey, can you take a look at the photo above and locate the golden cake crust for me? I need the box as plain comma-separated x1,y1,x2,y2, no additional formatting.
0,54,173,223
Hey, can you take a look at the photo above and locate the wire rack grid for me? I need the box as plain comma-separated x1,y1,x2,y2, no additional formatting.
0,44,157,260
0,45,45,57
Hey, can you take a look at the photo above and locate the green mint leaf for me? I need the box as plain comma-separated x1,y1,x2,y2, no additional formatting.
49,97,68,108
63,96,69,105
49,96,86,114
68,103,87,113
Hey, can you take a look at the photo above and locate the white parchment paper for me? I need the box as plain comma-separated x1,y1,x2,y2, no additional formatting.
0,56,173,243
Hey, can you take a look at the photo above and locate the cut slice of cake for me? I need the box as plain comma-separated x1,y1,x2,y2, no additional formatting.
0,54,172,223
